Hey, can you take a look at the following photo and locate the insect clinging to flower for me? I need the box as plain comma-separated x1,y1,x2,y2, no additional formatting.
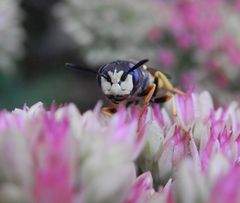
66,59,185,115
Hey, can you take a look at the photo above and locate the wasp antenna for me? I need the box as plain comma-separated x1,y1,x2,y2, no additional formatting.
127,59,149,74
65,63,97,74
121,59,149,81
65,63,79,70
133,59,149,68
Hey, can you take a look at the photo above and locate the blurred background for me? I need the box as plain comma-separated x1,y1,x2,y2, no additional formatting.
1,0,240,111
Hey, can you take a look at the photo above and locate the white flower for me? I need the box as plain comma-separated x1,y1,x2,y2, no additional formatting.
0,0,25,74
53,0,164,65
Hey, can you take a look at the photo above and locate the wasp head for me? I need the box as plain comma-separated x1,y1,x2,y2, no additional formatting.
65,59,149,104
97,59,148,103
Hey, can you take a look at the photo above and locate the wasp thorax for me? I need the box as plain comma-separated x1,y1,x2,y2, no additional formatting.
101,69,133,95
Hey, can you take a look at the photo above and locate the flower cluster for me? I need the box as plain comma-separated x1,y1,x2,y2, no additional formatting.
0,91,239,202
53,0,165,65
155,0,240,102
0,102,143,203
0,0,25,74
138,91,240,202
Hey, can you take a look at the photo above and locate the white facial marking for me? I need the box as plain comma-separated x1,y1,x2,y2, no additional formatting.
108,70,123,83
101,77,111,94
120,75,133,92
100,70,134,96
110,83,122,95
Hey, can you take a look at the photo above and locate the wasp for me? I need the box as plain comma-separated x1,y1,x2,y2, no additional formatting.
66,59,185,115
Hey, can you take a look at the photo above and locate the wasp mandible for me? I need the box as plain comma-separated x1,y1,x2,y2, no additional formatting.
66,59,185,115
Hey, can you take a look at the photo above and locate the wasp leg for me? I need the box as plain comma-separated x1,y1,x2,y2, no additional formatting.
138,84,157,129
102,100,118,116
143,84,156,105
102,107,117,116
152,93,177,116
154,71,186,96
139,84,156,113
151,93,173,103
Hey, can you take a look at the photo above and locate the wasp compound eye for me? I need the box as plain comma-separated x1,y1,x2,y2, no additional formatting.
101,74,112,83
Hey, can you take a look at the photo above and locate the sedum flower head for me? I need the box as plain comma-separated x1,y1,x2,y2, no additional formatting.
152,0,240,102
53,0,164,65
0,91,239,202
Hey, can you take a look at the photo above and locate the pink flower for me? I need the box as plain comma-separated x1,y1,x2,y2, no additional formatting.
175,91,214,129
209,166,240,203
124,172,153,203
236,0,240,11
32,112,73,203
147,27,162,41
159,49,176,67
170,0,221,51
0,90,239,202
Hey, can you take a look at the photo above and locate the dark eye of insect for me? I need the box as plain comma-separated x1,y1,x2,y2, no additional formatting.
102,74,112,83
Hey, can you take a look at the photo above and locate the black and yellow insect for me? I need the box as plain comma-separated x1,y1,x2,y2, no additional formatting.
66,59,185,115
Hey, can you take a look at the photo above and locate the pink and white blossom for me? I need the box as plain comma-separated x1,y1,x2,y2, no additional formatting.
0,91,239,202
